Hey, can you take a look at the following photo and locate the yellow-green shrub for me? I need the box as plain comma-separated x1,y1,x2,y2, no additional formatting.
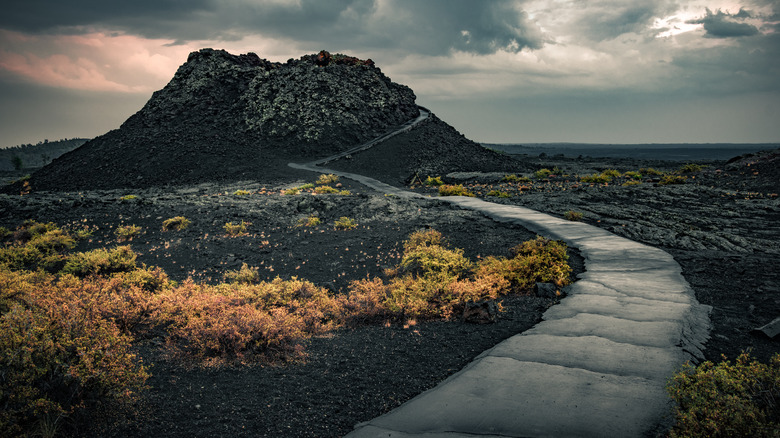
316,174,339,185
224,220,250,236
534,168,552,179
438,184,475,197
581,173,612,183
61,246,137,277
233,189,251,196
487,190,511,198
334,217,357,230
667,352,779,438
115,224,141,241
224,263,261,284
659,175,688,186
564,211,583,221
425,176,444,186
314,185,339,194
162,216,190,231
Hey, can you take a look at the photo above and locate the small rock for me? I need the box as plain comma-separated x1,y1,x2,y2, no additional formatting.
535,282,564,299
462,300,499,324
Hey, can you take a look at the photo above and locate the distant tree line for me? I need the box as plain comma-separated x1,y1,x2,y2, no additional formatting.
1,138,88,171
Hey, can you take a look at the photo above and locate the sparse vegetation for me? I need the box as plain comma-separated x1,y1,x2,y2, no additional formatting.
501,174,531,183
623,180,642,186
659,175,688,186
534,168,552,179
223,263,261,284
678,163,705,173
162,216,191,231
601,169,621,178
640,167,664,176
564,211,583,221
233,189,251,196
296,216,321,227
623,171,642,180
438,184,475,197
425,176,444,186
224,220,250,236
316,174,339,185
667,352,779,438
120,194,137,201
334,217,358,230
282,187,301,195
115,224,142,241
580,173,612,184
314,185,340,194
487,190,511,198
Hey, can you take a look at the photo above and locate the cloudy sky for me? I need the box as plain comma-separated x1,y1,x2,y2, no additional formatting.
1,0,778,147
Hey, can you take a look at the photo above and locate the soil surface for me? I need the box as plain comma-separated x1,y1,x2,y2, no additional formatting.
1,141,778,437
0,172,581,438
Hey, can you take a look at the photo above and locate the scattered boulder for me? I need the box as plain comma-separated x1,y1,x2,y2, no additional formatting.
462,300,499,324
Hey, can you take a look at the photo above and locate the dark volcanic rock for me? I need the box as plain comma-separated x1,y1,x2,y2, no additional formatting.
19,49,419,191
326,113,534,185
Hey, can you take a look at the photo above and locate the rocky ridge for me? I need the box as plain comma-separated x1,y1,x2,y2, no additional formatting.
20,49,420,191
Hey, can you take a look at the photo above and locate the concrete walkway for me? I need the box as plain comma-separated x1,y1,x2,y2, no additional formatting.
289,123,711,437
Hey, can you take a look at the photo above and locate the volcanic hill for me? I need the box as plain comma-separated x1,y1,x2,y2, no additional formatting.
19,49,515,192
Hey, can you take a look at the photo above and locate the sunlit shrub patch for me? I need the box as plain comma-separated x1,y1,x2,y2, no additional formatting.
162,216,190,231
438,184,475,197
115,224,142,242
667,352,779,438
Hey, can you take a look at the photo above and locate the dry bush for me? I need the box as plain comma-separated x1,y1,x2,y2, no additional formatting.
162,216,191,231
223,220,250,236
152,277,344,364
61,245,138,277
0,270,149,437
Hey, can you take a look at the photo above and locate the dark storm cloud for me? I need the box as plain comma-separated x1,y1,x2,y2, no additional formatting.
0,0,545,55
687,8,760,38
0,0,212,33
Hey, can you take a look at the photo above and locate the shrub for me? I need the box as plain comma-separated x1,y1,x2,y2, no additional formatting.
316,174,339,185
282,188,300,195
501,174,531,183
338,190,351,195
640,167,664,176
534,168,552,179
334,217,357,230
438,184,475,197
153,277,344,363
233,189,251,196
476,236,571,290
425,176,444,186
403,229,448,253
487,190,511,198
115,224,141,242
61,246,138,277
678,163,704,173
162,216,191,231
396,244,473,279
601,169,621,178
224,220,250,236
0,224,76,272
564,211,583,221
314,185,339,194
0,227,10,240
223,263,261,285
119,194,137,201
623,171,642,180
580,173,612,183
623,180,643,186
659,175,688,186
667,352,779,437
298,183,315,190
0,272,148,437
296,216,321,227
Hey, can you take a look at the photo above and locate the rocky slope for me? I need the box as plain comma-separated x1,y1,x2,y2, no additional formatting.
20,49,421,191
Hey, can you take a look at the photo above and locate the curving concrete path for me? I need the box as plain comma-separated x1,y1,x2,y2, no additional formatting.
289,109,711,437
